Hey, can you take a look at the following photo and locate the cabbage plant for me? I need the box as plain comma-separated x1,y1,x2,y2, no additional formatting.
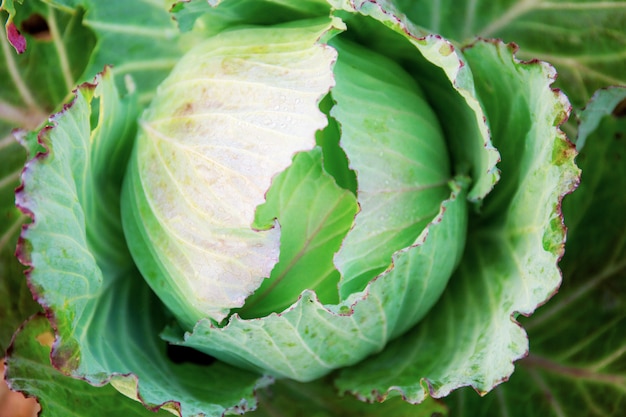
1,0,624,416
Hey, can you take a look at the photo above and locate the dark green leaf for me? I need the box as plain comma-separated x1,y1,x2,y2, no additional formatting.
0,1,96,133
0,134,39,353
250,378,448,417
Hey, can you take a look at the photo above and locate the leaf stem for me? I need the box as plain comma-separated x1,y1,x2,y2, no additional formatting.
495,387,511,417
0,100,45,129
429,0,441,34
478,0,540,38
527,366,567,417
0,134,16,151
525,354,626,386
0,169,21,191
590,344,626,373
48,5,74,93
538,2,626,10
462,0,478,41
83,20,177,38
110,58,179,76
0,213,28,253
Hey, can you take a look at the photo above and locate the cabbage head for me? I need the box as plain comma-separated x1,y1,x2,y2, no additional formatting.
5,0,584,415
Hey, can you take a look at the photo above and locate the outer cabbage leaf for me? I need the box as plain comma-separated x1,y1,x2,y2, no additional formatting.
14,70,268,417
331,0,498,202
163,178,467,381
5,314,172,417
445,87,626,416
335,38,579,403
393,0,626,108
0,0,187,350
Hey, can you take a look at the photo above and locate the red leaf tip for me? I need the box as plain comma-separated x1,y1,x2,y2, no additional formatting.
6,21,26,53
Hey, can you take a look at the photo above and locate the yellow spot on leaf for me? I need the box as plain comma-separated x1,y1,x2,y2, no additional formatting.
35,331,55,348
438,42,454,56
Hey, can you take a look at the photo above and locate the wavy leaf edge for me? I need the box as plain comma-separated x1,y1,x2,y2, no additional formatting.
10,68,270,417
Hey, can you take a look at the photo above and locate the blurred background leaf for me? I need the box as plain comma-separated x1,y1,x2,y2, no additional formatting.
0,1,95,131
249,377,448,417
0,134,37,353
50,0,185,103
394,0,626,109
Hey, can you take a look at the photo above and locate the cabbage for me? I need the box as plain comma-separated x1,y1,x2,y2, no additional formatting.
1,1,624,416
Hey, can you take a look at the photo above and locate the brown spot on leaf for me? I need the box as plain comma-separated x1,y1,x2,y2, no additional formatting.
51,340,81,373
612,98,626,118
20,14,51,41
552,135,577,166
178,102,194,115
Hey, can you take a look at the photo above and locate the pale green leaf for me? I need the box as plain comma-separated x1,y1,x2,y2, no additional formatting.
328,36,451,297
333,0,499,202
